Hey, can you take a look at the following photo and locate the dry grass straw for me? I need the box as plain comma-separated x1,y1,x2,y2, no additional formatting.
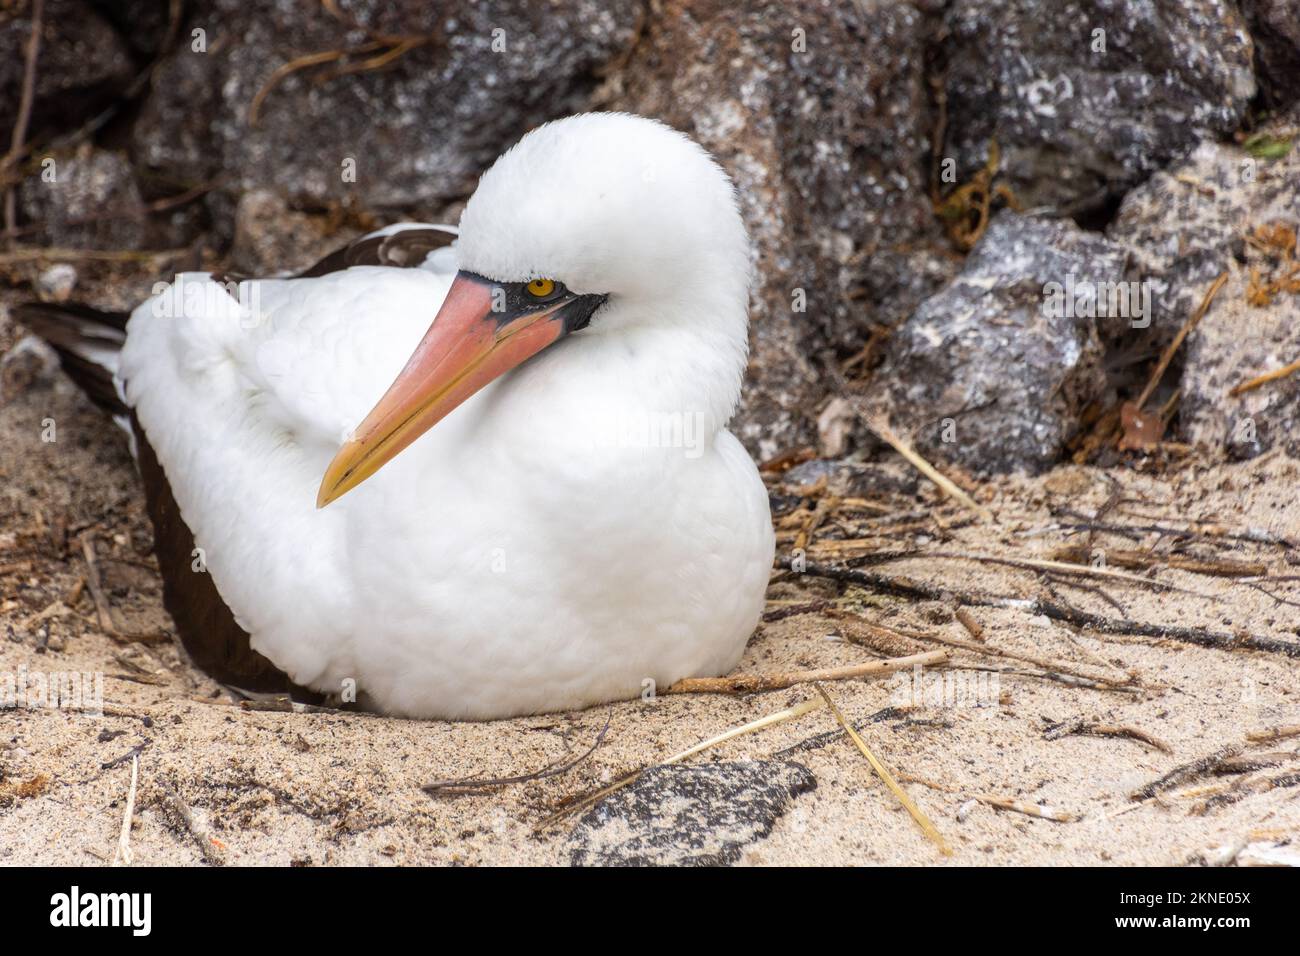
865,415,994,522
537,696,824,830
814,682,951,855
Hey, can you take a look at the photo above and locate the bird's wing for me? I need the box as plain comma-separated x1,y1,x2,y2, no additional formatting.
212,223,458,284
115,229,458,690
124,232,457,450
9,301,129,414
228,265,457,448
296,223,458,276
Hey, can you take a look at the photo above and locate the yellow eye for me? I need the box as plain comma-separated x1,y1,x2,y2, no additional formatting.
526,278,556,298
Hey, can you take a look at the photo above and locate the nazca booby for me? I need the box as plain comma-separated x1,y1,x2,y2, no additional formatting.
18,113,774,719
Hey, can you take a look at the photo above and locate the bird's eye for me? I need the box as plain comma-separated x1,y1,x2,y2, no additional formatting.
526,278,557,298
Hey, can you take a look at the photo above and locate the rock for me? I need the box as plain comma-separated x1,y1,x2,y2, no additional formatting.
606,0,958,459
779,458,921,498
943,0,1256,215
1108,128,1298,342
131,0,641,217
0,0,135,141
229,190,362,277
36,265,78,303
19,145,147,249
1241,0,1300,107
1,335,61,404
1184,269,1299,460
863,211,1119,474
1108,112,1300,457
1235,841,1300,867
90,0,176,58
566,760,816,866
816,397,856,459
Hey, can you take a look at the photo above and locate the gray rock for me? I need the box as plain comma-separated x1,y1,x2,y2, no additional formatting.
230,190,363,277
567,760,816,866
1109,113,1300,457
1241,0,1300,107
131,0,641,214
1,334,60,404
607,0,958,459
36,264,78,303
1107,126,1299,344
943,0,1256,215
20,146,147,250
863,211,1120,474
780,458,921,498
0,0,135,140
1184,277,1300,459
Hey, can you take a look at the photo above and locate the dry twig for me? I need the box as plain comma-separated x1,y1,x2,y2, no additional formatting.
1050,544,1267,578
1130,745,1244,800
814,682,950,854
789,559,1300,658
974,793,1076,822
80,534,119,637
834,613,1136,688
112,754,139,866
424,709,612,795
954,607,984,641
1043,718,1172,753
1229,357,1300,397
538,697,823,830
2,0,43,245
158,782,225,866
664,650,948,695
1133,272,1229,411
864,416,994,522
926,549,1207,595
1246,724,1300,744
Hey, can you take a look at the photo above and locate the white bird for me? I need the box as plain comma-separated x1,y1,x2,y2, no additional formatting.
19,113,774,719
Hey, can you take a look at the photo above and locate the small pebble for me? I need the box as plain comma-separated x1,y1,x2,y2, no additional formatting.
37,264,78,302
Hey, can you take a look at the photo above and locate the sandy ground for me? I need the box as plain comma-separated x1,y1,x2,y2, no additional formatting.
1,305,1299,866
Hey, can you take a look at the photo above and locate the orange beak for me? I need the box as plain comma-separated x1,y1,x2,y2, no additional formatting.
316,272,585,507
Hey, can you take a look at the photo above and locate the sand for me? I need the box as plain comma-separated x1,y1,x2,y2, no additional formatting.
1,303,1298,866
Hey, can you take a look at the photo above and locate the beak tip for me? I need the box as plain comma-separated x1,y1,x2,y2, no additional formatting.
316,462,346,510
317,434,372,508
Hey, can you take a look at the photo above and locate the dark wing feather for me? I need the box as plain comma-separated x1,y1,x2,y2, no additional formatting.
15,302,316,696
297,225,457,276
11,301,128,414
213,225,458,286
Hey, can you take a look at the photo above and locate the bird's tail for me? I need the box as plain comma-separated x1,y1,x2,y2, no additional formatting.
11,301,130,415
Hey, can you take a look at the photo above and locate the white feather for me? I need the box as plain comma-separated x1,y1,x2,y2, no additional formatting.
118,114,773,719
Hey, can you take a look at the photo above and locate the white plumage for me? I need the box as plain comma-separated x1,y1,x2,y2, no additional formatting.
117,113,774,719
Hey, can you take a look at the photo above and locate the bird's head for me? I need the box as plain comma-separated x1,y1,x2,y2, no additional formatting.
316,112,750,507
